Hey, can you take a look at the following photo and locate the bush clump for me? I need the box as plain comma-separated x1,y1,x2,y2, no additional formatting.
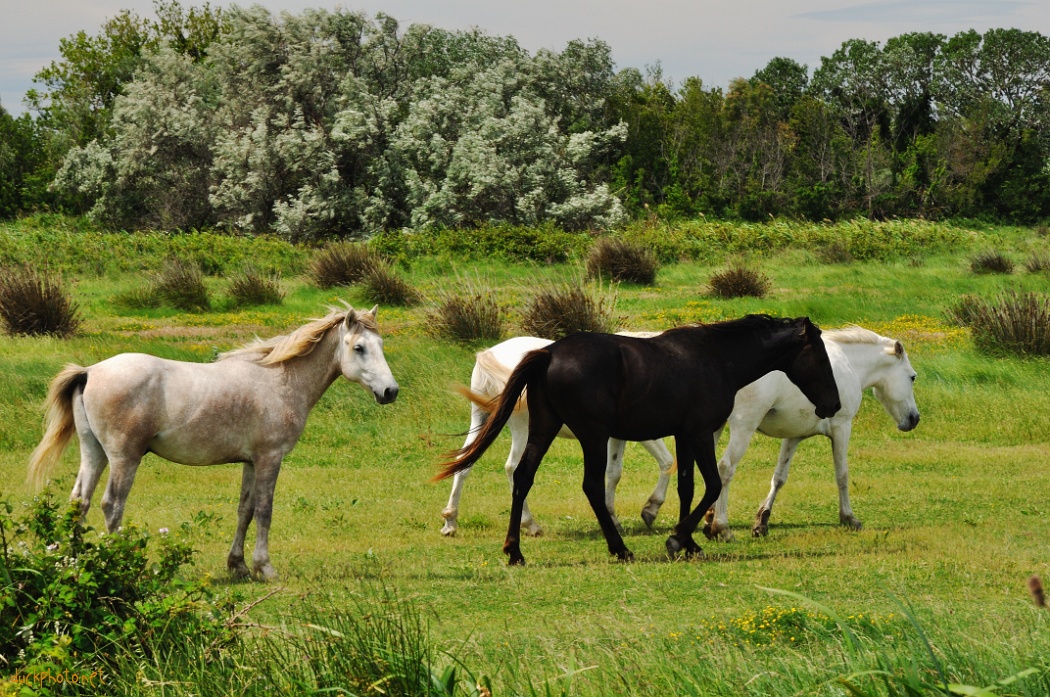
1024,251,1050,273
1,493,235,678
311,243,379,288
361,261,418,306
949,291,1050,356
970,250,1014,274
0,265,82,337
152,257,211,311
228,265,284,306
521,281,621,339
709,265,772,299
816,240,853,264
945,294,988,327
428,281,504,343
586,238,659,284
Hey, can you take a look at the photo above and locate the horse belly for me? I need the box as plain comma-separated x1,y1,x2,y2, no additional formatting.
148,431,249,466
755,407,823,439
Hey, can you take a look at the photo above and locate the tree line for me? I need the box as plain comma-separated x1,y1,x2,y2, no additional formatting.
2,1,1048,236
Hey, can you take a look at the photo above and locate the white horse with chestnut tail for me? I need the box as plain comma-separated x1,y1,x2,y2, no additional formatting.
27,305,398,580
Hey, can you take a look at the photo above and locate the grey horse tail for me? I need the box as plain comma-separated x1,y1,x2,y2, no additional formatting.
27,364,88,489
433,349,551,482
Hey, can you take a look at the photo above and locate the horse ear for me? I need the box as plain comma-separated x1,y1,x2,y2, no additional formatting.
797,316,814,338
894,340,904,358
344,309,357,327
369,304,378,318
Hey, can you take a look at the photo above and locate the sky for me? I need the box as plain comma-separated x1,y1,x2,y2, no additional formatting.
2,0,1048,116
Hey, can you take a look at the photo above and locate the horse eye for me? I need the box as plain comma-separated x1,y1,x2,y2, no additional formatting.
353,344,365,354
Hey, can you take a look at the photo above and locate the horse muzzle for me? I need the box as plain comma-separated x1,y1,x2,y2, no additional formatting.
898,411,920,432
815,399,841,419
374,385,399,404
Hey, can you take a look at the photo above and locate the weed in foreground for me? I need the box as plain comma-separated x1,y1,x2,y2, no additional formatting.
0,265,82,337
585,238,659,285
521,281,622,339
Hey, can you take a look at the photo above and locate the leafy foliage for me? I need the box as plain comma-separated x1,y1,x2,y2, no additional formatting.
0,265,81,337
0,493,234,677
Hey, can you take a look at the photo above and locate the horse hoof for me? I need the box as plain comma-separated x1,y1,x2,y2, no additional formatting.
440,523,457,537
228,561,251,580
254,563,279,582
751,525,768,538
522,522,544,537
840,516,863,531
507,554,526,566
613,548,634,562
641,509,657,529
716,528,735,543
702,522,715,540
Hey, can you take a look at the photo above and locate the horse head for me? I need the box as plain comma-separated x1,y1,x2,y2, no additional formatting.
784,317,841,419
339,305,399,404
872,338,920,431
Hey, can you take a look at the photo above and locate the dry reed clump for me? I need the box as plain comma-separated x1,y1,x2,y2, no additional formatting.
944,294,987,327
520,281,621,339
228,266,284,306
585,238,659,285
427,281,504,343
361,260,418,306
709,265,772,299
0,265,82,337
152,257,211,311
816,240,853,264
311,242,379,288
950,290,1050,356
1023,250,1050,273
969,250,1014,274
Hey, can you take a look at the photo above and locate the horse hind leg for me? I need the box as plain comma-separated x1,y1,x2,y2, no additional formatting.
441,407,488,536
580,436,632,561
639,438,674,529
228,462,255,579
504,411,560,566
69,392,108,518
506,413,544,537
604,439,627,534
99,454,143,533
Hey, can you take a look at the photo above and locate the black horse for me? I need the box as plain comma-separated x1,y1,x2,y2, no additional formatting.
436,315,841,565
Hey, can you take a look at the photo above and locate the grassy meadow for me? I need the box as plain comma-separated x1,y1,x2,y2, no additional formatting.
1,218,1049,695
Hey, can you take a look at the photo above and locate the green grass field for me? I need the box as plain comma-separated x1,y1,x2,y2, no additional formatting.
2,220,1049,695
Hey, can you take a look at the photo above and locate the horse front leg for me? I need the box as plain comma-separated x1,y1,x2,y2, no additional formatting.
666,437,705,558
830,424,862,530
669,435,722,559
639,438,674,528
228,462,255,579
753,437,802,537
249,456,283,581
705,424,752,542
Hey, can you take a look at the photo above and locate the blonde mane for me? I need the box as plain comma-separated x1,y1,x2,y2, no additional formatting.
220,308,379,365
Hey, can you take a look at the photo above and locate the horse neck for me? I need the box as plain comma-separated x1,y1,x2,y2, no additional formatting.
834,341,891,390
276,327,343,412
684,328,799,391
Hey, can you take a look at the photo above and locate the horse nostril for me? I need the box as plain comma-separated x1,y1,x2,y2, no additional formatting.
384,386,399,403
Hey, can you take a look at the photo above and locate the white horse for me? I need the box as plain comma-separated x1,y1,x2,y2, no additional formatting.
705,326,918,539
28,305,398,580
440,335,675,537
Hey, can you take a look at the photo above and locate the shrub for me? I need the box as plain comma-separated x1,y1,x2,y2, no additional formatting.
228,265,285,306
585,238,659,284
0,493,235,677
153,257,211,311
1024,250,1050,273
311,242,378,288
709,265,772,299
970,250,1014,274
963,291,1050,356
428,280,504,343
361,261,418,306
945,294,989,327
0,265,82,337
520,281,621,339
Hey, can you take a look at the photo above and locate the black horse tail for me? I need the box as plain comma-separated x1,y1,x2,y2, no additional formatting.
433,349,551,481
